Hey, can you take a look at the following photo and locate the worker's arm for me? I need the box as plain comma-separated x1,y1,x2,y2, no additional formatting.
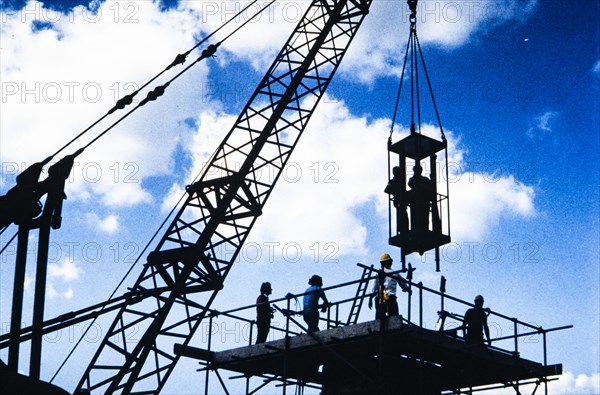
484,321,491,345
368,278,379,309
320,290,329,313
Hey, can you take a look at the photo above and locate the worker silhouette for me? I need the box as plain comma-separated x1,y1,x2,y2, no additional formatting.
463,295,491,345
302,275,329,332
368,254,410,319
385,166,409,234
407,164,435,233
256,282,273,344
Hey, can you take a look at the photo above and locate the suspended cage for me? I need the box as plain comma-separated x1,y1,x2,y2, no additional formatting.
385,0,451,272
386,131,451,270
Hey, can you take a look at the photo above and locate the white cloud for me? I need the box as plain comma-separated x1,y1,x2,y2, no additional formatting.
560,372,600,394
182,1,300,71
1,0,210,206
48,258,81,282
339,0,539,83
450,172,535,240
527,111,559,139
47,258,81,299
98,214,119,233
85,212,120,234
46,283,75,300
592,60,600,76
178,97,536,259
477,371,600,394
24,274,34,291
181,0,538,84
1,0,540,209
62,287,74,300
47,284,59,299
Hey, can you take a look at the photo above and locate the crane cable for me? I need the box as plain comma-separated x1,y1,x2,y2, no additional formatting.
388,0,445,141
48,1,280,382
49,0,266,160
78,0,277,152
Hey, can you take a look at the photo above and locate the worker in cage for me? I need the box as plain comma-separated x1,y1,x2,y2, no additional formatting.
255,282,274,344
302,275,329,332
407,164,436,233
385,166,409,235
462,295,492,346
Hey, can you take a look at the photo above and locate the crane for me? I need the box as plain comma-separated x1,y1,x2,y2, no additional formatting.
72,0,373,393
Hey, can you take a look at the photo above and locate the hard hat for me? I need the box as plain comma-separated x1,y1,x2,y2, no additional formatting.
380,253,392,262
474,295,484,303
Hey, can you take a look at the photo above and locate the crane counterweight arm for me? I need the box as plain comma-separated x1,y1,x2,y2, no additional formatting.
75,0,372,393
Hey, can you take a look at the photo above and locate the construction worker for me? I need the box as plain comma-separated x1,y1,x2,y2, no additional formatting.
368,254,410,319
463,295,491,346
302,275,329,332
407,164,435,232
384,166,409,234
255,282,274,344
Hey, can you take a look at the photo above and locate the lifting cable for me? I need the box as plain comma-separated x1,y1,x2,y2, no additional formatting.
388,0,445,141
78,0,278,152
50,0,267,160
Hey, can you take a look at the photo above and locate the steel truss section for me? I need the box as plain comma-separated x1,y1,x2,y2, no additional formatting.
75,0,372,393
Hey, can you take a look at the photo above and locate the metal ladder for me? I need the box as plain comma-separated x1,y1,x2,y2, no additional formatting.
346,265,373,325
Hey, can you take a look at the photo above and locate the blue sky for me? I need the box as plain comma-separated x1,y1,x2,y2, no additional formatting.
1,0,599,393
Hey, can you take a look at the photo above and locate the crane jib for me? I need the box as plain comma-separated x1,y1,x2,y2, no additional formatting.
75,0,372,393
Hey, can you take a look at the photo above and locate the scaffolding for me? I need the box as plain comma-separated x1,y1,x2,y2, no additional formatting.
176,264,571,395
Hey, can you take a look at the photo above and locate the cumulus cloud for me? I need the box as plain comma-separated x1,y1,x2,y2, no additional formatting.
176,97,536,259
477,371,600,394
46,258,82,299
1,0,210,206
47,284,75,300
181,0,539,84
85,212,120,234
527,111,559,139
1,0,540,210
592,60,600,76
554,372,600,394
24,274,34,291
48,258,82,282
339,0,539,83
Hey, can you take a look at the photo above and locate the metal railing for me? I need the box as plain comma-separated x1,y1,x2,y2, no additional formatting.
189,264,571,395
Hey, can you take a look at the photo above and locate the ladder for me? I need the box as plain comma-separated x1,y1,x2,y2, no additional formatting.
347,265,373,325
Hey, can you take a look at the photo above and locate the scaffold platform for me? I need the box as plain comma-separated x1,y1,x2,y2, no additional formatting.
179,315,562,394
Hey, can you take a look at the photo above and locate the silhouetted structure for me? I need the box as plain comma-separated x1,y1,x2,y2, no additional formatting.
385,0,451,273
175,270,569,395
256,282,273,344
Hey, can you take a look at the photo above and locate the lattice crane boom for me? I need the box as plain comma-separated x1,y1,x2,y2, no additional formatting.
75,0,372,393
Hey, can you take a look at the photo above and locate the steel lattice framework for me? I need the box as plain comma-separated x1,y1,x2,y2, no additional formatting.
75,0,371,393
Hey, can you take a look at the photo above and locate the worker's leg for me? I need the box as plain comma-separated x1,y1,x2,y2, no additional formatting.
256,319,270,343
388,296,399,316
303,311,319,332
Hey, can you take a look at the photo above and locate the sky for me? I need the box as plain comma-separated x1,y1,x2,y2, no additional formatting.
0,0,599,394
